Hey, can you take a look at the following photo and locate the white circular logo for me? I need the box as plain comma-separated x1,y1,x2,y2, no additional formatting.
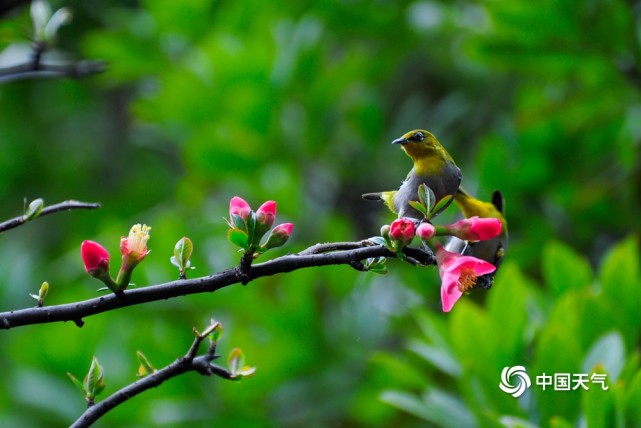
499,366,531,398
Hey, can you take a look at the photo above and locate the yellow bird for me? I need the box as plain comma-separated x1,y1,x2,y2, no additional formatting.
447,188,508,289
363,129,462,219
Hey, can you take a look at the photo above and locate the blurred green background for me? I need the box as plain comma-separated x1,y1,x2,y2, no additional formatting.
1,0,640,426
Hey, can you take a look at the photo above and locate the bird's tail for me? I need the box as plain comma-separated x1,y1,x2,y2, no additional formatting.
362,192,383,201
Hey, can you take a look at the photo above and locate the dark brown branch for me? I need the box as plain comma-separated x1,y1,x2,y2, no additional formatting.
0,242,435,330
0,200,101,233
0,60,107,83
70,328,231,428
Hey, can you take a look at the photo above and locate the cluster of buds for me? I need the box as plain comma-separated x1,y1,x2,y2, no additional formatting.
227,196,294,258
81,224,151,293
381,215,502,312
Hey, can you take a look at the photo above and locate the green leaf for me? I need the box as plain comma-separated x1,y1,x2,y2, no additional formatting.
368,236,387,246
84,356,105,398
381,387,475,427
173,237,193,270
543,240,593,296
431,194,453,216
136,351,156,378
24,198,44,221
227,228,249,249
67,372,86,395
228,347,245,376
408,200,428,217
581,332,625,383
624,368,641,424
582,365,615,428
417,183,435,214
599,236,641,342
407,339,461,377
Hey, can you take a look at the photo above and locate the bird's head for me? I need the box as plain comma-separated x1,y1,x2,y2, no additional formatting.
391,129,446,161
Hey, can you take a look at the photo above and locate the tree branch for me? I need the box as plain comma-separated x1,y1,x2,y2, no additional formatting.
0,59,108,84
70,327,231,428
0,242,435,330
0,200,101,233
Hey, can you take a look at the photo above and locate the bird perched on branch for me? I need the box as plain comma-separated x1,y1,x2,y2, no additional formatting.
363,129,462,219
447,188,508,289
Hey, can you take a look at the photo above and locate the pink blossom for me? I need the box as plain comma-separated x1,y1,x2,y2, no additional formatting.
120,224,151,262
263,223,294,249
256,200,277,228
229,196,252,226
389,218,415,242
445,216,502,241
415,223,436,241
436,243,496,312
81,240,110,274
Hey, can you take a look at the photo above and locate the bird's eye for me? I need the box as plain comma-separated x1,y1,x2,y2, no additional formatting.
414,132,425,142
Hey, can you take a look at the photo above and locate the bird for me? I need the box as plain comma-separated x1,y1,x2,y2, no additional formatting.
362,129,462,220
446,188,508,289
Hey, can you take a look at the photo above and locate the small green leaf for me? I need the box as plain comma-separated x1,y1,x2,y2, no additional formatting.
230,214,247,232
364,257,388,274
418,184,435,214
84,356,105,399
136,351,156,378
210,322,224,345
172,237,194,271
368,236,387,246
227,228,249,249
24,198,44,220
67,372,86,395
228,348,244,376
409,200,428,217
431,195,453,216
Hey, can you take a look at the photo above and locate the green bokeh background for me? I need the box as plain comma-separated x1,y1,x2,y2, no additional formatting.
1,1,640,427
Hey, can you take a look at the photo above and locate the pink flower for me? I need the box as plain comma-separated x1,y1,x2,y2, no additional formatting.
120,224,151,263
229,196,252,226
389,218,415,242
435,243,496,312
263,223,294,249
256,200,277,229
81,240,110,275
415,223,436,241
444,216,502,241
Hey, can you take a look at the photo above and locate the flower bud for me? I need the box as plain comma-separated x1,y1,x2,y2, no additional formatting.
255,201,277,229
416,223,436,241
443,216,502,241
389,218,415,242
117,224,151,291
81,240,110,277
229,196,251,227
262,223,293,250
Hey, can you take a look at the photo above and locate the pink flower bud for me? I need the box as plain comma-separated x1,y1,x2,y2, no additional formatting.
444,216,502,241
415,223,436,241
389,218,415,242
229,196,252,226
120,224,151,262
435,242,496,312
256,200,277,228
81,240,110,275
263,223,293,249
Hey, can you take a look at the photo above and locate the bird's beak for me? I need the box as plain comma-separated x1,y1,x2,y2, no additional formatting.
391,137,407,145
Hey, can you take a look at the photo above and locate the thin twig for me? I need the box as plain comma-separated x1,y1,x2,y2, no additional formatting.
0,60,107,84
70,331,230,428
0,200,101,233
0,243,435,330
